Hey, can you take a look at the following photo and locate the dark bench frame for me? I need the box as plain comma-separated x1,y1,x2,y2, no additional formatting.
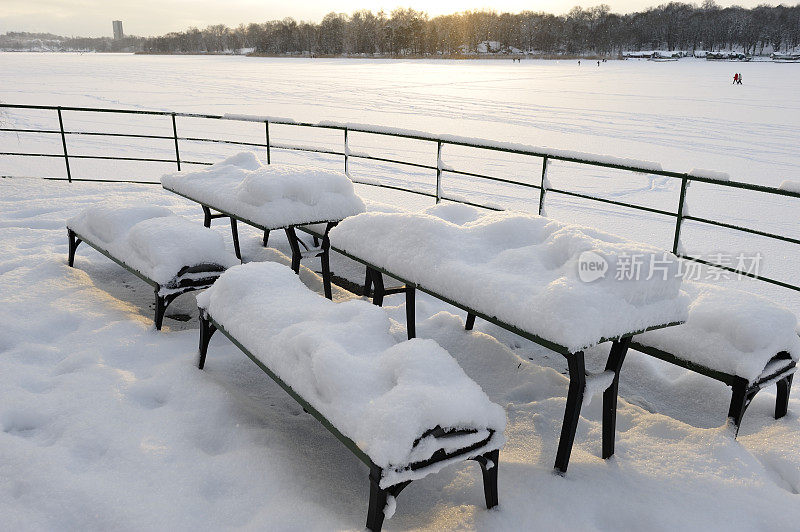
299,223,682,474
629,341,796,435
197,311,500,532
67,228,225,330
162,185,338,299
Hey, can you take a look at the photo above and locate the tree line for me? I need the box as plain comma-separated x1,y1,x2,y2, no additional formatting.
141,3,800,56
3,3,799,56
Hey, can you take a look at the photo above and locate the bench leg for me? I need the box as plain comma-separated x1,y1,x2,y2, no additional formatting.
776,373,794,420
366,466,410,532
727,379,756,437
363,268,372,298
472,449,500,509
465,313,476,331
602,337,631,459
321,230,333,300
202,205,212,228
262,229,270,247
154,290,167,331
368,268,385,307
406,286,416,340
198,314,217,370
230,218,242,262
555,351,586,474
285,227,302,274
67,229,82,267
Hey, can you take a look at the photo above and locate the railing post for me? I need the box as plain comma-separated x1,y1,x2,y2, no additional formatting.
56,107,72,183
538,156,549,216
343,128,349,177
436,140,443,204
265,121,271,164
672,174,689,254
171,113,181,171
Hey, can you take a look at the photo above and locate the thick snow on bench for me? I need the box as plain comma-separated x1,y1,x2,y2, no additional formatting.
635,282,800,381
331,203,689,352
161,152,366,229
67,205,238,286
196,262,505,486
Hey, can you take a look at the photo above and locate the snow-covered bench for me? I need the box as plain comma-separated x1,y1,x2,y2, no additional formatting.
161,152,366,299
632,282,799,434
196,262,505,531
67,205,238,330
327,203,689,473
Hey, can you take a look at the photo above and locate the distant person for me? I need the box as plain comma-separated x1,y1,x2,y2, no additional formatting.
733,73,739,84
597,60,600,66
578,60,581,65
737,73,743,84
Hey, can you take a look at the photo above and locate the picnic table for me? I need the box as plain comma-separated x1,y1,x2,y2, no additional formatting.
161,152,365,299
319,203,688,473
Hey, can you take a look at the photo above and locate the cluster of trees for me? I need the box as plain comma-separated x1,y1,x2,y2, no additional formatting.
140,3,800,56
3,3,799,56
0,31,144,52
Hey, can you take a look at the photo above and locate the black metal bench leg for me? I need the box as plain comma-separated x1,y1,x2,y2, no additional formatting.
602,337,631,459
202,205,212,228
465,313,476,331
368,268,385,307
473,449,499,509
321,234,333,300
406,286,416,340
198,314,217,370
285,227,302,274
230,218,242,262
366,466,410,532
363,269,372,298
67,229,81,267
154,290,167,331
727,379,753,437
262,229,270,247
776,373,794,419
555,351,586,474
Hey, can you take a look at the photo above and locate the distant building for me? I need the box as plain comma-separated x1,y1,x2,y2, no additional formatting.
112,20,124,40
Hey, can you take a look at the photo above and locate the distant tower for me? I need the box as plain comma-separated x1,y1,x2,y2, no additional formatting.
112,20,124,40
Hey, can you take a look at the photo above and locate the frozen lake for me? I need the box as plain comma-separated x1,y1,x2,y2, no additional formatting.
1,53,799,184
1,53,799,312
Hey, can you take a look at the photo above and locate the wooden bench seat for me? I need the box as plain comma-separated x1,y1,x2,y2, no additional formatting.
66,205,237,329
196,262,505,531
631,281,799,434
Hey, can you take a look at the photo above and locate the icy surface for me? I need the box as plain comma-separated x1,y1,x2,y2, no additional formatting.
635,282,800,381
67,205,238,285
331,205,689,351
197,262,505,481
161,152,366,229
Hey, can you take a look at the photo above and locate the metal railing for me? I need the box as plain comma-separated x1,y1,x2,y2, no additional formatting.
1,102,798,293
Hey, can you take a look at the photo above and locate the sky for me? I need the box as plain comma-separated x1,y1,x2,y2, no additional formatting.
0,0,778,38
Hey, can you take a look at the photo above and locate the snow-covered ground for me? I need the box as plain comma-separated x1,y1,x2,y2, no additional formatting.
1,54,800,529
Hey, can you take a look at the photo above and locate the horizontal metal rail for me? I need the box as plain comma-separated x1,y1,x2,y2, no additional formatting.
1,102,798,293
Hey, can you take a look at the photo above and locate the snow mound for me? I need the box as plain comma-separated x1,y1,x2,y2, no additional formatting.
197,262,506,485
779,180,800,194
67,205,238,286
634,282,800,381
330,206,689,352
161,152,366,229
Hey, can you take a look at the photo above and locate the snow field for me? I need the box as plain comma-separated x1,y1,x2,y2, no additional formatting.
2,179,800,529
